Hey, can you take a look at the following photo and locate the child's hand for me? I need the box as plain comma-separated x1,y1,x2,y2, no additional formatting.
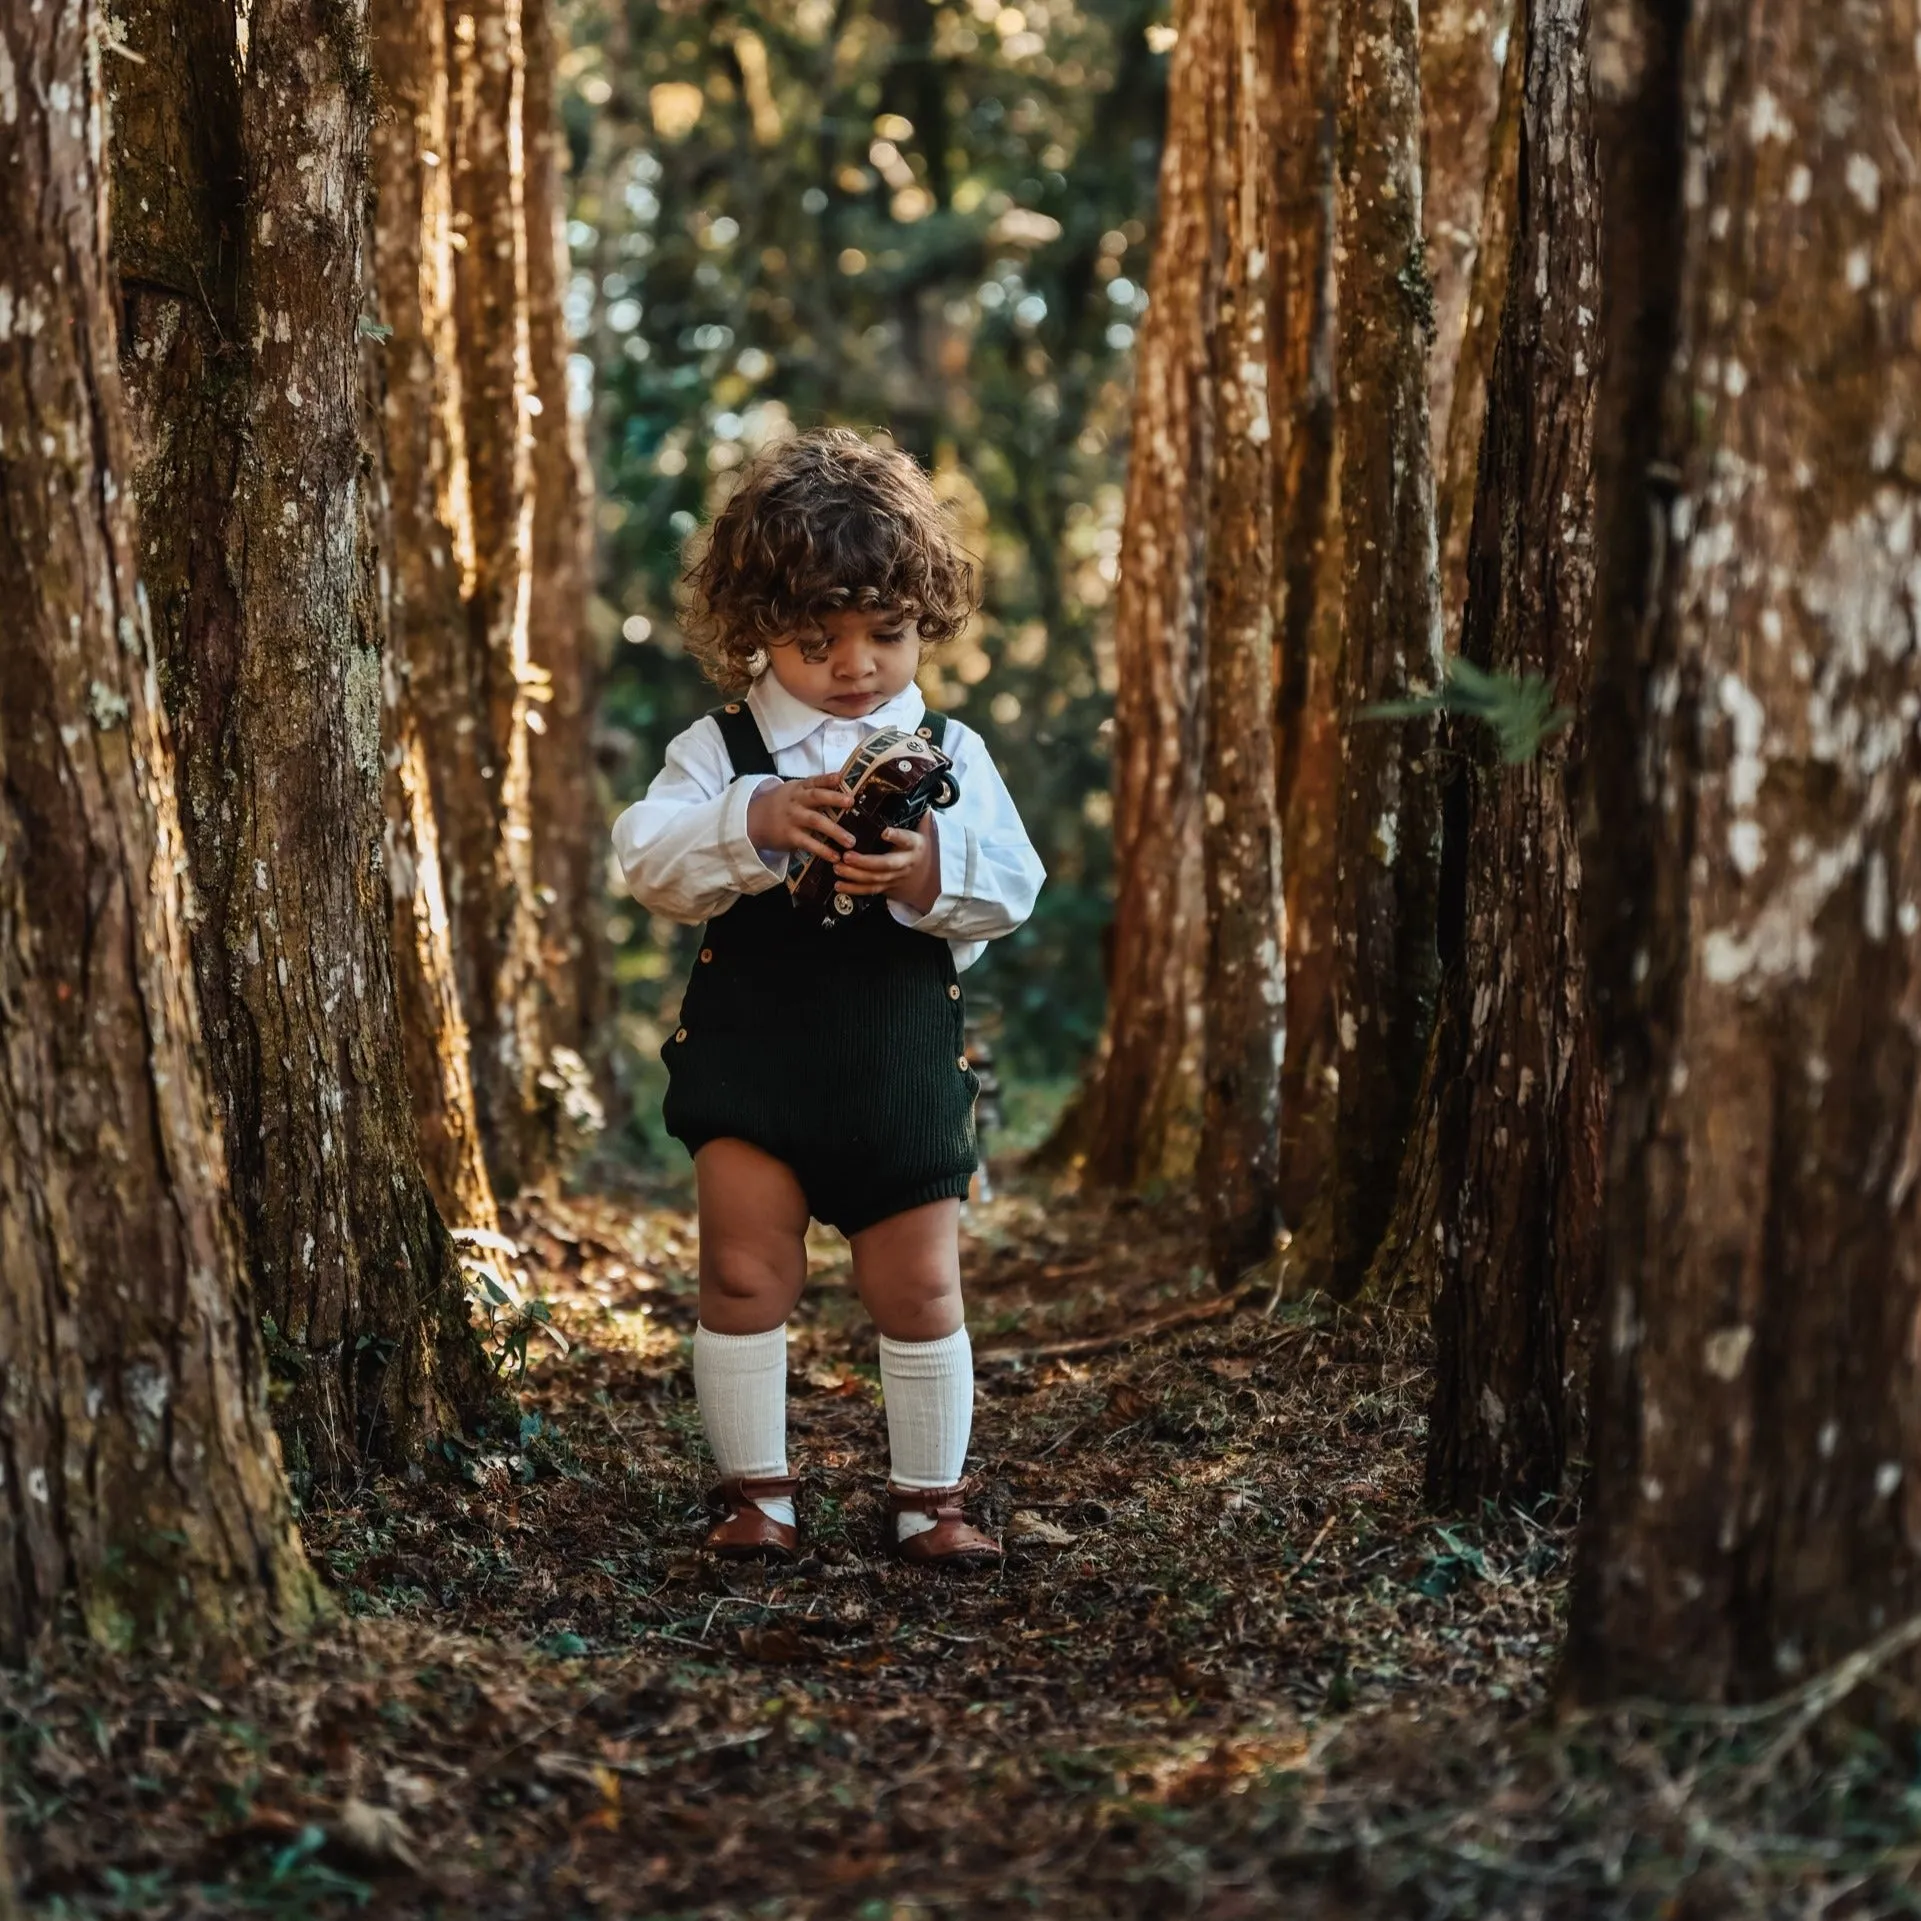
746,774,857,862
834,817,940,915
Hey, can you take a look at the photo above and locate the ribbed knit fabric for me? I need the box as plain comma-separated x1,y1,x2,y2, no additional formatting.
661,705,979,1236
879,1328,975,1541
693,1323,793,1527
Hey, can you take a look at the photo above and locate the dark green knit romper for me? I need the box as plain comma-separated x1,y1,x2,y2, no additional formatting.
660,702,981,1236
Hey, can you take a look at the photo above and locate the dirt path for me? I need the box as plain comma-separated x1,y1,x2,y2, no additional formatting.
5,1188,1909,1917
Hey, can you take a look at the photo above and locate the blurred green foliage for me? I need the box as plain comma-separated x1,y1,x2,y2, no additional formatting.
557,0,1169,1165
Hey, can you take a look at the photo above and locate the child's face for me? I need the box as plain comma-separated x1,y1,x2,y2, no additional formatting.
766,608,922,720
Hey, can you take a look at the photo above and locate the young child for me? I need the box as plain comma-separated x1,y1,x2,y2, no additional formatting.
612,429,1045,1568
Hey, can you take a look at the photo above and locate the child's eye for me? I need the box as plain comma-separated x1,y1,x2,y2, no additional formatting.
874,628,908,644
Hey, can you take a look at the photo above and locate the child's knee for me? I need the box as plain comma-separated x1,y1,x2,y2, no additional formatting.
700,1248,800,1330
862,1268,964,1342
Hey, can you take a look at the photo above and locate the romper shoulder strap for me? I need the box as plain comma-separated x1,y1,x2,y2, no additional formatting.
916,711,950,750
709,700,778,778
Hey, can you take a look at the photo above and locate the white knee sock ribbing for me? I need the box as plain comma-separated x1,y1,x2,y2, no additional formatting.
693,1323,793,1528
879,1327,975,1541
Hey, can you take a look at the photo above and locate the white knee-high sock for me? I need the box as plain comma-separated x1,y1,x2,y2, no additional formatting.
878,1327,974,1541
693,1323,794,1527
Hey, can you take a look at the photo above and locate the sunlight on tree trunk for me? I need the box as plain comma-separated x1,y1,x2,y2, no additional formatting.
1082,0,1218,1194
1434,12,1522,656
525,0,609,1107
1419,0,1513,507
370,0,506,1236
1370,0,1606,1509
1197,0,1285,1280
1316,0,1445,1298
1571,0,1921,1702
0,0,313,1653
113,0,492,1484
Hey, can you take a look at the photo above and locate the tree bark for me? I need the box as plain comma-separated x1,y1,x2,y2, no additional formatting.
1083,0,1217,1194
1198,0,1285,1279
447,0,550,1197
114,0,492,1484
1435,15,1523,655
1271,0,1343,1224
1319,0,1445,1298
1569,0,1921,1702
524,0,607,1109
369,0,504,1235
1420,0,1513,492
0,0,312,1655
1371,0,1605,1509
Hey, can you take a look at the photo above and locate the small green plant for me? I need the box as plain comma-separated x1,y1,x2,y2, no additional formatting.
1364,656,1571,765
450,1229,569,1378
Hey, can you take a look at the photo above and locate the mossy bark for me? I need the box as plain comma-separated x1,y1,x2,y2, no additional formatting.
0,0,313,1655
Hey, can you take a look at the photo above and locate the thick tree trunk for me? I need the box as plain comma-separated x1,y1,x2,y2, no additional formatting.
0,0,311,1655
114,0,492,1484
1371,0,1605,1509
369,0,504,1234
1083,0,1217,1193
1319,0,1445,1298
1420,0,1512,491
524,0,606,1103
1569,0,1921,1702
447,0,550,1197
1435,16,1523,655
1271,0,1343,1224
1198,0,1285,1280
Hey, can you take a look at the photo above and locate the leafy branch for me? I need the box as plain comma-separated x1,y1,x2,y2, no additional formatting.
1362,657,1571,765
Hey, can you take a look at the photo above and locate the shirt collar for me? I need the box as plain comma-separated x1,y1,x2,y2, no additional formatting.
747,672,927,752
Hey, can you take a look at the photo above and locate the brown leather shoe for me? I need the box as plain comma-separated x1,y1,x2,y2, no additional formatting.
703,1475,799,1561
886,1482,1003,1569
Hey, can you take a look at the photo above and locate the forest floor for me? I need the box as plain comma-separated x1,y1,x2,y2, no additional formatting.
8,1177,1921,1919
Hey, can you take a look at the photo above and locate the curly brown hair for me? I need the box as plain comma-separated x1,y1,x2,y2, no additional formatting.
680,428,979,694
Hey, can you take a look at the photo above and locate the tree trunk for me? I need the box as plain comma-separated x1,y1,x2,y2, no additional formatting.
1435,15,1523,655
1197,0,1285,1279
447,0,550,1197
114,0,492,1485
1319,0,1445,1299
1083,0,1217,1193
1370,0,1605,1509
524,0,607,1116
1569,0,1921,1702
369,0,504,1235
1419,0,1513,491
1271,0,1343,1224
0,0,312,1655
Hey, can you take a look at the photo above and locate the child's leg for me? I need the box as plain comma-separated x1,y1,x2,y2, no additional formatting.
693,1141,810,1527
850,1201,975,1542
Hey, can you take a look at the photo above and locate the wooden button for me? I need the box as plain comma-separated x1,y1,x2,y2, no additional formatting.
724,702,741,714
948,984,961,1000
675,1027,688,1043
957,1055,970,1071
917,726,933,739
699,947,714,963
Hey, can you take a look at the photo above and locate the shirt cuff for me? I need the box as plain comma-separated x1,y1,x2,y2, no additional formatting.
720,775,789,894
888,817,972,935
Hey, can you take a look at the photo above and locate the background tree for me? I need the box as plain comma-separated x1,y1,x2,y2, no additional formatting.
369,0,505,1235
1081,0,1215,1191
0,0,312,1653
1196,0,1284,1277
1570,0,1921,1701
1372,0,1605,1509
113,0,491,1484
1270,0,1341,1222
1315,0,1445,1297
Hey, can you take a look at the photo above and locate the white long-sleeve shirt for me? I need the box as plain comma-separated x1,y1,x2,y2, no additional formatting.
611,674,1045,973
